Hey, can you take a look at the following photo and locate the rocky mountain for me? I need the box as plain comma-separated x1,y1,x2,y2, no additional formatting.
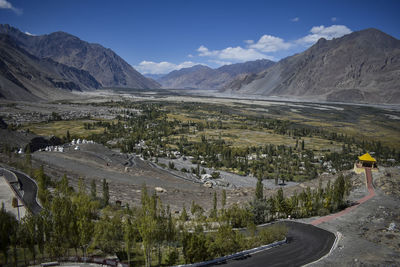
0,24,159,89
0,34,102,101
145,73,166,80
158,59,275,89
224,28,400,104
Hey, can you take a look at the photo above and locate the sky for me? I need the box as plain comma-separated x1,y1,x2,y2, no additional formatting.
1,0,399,75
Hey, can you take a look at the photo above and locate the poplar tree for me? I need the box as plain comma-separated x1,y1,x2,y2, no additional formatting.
123,217,135,266
210,191,217,218
138,187,157,267
255,176,263,201
221,189,226,208
180,206,188,221
90,179,97,199
102,179,109,207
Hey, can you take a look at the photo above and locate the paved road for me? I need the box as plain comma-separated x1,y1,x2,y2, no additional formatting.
0,167,42,215
215,221,335,267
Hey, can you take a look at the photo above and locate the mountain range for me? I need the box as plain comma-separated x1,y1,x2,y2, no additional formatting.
157,59,275,90
0,24,399,104
223,28,400,104
0,24,159,100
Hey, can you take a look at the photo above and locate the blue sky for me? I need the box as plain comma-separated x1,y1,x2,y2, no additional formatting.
1,0,399,74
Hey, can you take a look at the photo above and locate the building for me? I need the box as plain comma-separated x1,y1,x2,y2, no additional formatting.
354,152,378,174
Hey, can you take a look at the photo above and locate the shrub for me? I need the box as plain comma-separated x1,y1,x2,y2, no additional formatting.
211,171,221,179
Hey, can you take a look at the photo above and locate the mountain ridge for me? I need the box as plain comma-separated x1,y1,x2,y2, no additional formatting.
0,24,160,90
223,28,400,104
0,34,101,100
158,59,275,90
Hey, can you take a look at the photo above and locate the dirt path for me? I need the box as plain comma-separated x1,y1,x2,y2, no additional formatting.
310,168,375,226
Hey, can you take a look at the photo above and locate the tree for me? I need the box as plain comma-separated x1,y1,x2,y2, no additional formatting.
92,207,123,255
210,191,217,219
123,216,136,266
73,178,98,257
275,188,286,218
251,199,269,224
180,205,188,221
138,188,158,267
0,203,18,264
20,213,38,264
49,184,75,257
211,171,220,179
102,178,109,207
221,189,226,208
182,227,208,263
333,174,346,210
36,165,50,208
165,205,176,251
255,176,263,201
66,130,71,142
58,174,71,196
208,224,243,258
190,201,204,220
25,145,32,172
90,179,97,199
224,204,253,228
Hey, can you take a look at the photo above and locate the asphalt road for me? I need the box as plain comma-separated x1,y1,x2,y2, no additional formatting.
215,221,335,267
12,169,42,215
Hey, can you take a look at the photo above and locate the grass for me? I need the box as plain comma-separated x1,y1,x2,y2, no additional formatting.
172,128,343,152
21,119,106,138
164,101,400,152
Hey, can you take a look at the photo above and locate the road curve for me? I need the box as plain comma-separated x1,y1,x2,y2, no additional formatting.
215,221,335,267
0,167,42,215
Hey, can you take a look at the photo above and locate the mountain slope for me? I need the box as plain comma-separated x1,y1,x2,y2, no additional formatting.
0,34,101,100
158,59,275,89
0,24,159,89
224,28,400,104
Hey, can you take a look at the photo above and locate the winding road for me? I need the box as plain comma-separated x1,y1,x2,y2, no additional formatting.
0,167,42,215
0,164,376,266
213,221,335,267
216,167,376,267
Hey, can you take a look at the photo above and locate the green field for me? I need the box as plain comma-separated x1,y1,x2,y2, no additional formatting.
22,119,106,138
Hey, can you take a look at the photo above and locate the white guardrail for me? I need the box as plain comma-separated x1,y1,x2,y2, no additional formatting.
175,237,287,267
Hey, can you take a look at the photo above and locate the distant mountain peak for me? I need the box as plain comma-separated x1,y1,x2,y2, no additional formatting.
158,59,275,90
223,28,400,104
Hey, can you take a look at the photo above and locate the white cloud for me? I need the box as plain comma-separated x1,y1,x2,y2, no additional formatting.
197,45,272,62
134,60,202,74
192,24,351,64
291,17,300,22
249,35,292,52
187,54,193,58
208,59,233,66
0,0,22,15
24,31,35,36
297,25,352,45
331,17,337,22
